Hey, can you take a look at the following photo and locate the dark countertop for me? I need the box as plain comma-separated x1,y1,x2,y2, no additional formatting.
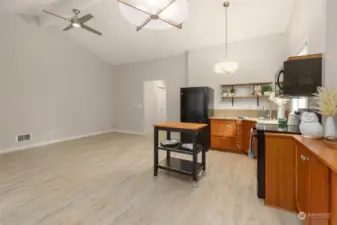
256,123,301,134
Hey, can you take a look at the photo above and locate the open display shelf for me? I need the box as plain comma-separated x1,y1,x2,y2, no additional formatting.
220,82,273,106
158,158,203,176
157,144,203,155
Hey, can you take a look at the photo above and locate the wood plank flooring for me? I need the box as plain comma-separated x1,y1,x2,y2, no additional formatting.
0,132,301,225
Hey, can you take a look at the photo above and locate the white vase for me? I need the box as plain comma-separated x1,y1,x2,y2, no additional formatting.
325,117,337,138
277,105,285,119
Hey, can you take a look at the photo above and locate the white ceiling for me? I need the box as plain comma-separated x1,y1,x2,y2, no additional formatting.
1,0,294,65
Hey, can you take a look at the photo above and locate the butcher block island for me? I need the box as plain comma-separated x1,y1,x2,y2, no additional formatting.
210,118,257,154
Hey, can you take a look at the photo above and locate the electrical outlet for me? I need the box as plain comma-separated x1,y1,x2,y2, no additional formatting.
16,134,31,142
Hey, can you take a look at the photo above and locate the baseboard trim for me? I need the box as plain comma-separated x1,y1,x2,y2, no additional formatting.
0,129,115,155
113,130,145,135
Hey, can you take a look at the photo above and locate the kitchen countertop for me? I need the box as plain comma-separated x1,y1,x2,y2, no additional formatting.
209,116,258,122
256,123,301,134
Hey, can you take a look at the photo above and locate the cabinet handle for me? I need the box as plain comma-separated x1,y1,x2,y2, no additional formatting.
301,155,309,161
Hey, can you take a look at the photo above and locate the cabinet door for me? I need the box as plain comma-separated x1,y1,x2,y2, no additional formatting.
296,144,310,218
265,134,296,211
211,120,236,137
309,152,330,225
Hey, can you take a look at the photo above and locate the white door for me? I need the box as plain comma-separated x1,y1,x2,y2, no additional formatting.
143,80,166,135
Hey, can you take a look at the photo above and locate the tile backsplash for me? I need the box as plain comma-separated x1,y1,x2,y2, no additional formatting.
214,109,278,118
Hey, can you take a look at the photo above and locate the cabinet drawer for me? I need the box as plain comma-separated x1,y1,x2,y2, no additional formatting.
211,136,237,150
211,120,236,137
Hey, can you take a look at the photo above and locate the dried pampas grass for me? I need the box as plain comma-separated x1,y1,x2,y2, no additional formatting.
313,87,337,117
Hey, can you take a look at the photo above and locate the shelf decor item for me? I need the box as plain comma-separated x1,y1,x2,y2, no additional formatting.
299,112,324,139
313,87,337,138
267,92,289,119
221,88,229,97
254,85,262,97
262,85,273,96
229,87,236,97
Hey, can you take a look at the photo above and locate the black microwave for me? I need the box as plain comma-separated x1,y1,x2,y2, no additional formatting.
276,55,322,97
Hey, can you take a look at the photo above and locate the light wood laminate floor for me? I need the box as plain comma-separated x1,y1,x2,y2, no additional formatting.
0,132,301,225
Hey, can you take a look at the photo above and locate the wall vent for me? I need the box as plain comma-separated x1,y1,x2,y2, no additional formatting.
16,134,31,142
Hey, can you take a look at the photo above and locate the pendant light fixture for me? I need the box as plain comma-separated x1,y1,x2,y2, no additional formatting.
214,1,239,74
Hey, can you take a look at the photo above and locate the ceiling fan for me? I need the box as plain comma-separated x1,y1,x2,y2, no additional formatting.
42,9,102,36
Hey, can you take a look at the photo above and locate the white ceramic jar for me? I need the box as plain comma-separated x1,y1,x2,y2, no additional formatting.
299,112,324,139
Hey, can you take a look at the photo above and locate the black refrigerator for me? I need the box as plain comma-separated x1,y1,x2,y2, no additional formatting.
180,87,214,149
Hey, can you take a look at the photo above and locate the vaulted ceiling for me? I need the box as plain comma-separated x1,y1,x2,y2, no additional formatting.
1,0,294,65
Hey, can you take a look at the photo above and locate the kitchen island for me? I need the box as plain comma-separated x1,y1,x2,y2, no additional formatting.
153,122,208,187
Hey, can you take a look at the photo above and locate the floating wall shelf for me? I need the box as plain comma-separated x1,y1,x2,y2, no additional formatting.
220,82,273,106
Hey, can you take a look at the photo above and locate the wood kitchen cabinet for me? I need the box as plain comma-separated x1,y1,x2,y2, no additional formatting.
265,133,296,211
296,143,330,225
210,119,243,152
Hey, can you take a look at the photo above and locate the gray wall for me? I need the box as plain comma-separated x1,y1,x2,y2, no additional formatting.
114,54,187,133
188,34,287,109
286,0,326,55
0,15,115,152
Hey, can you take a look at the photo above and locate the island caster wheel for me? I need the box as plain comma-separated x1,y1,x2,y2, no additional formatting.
192,181,198,188
201,170,207,176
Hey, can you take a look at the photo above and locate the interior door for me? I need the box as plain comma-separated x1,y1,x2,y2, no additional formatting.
296,144,310,223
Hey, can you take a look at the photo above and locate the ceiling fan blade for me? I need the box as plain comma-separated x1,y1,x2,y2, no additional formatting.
42,10,70,21
117,0,152,16
157,0,177,15
81,24,102,36
136,17,152,32
63,24,73,31
158,18,182,29
77,14,93,23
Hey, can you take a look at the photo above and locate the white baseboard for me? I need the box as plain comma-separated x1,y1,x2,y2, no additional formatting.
0,129,115,155
113,130,145,135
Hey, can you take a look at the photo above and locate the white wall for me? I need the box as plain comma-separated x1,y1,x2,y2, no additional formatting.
286,0,326,55
325,0,337,89
188,34,287,109
0,15,115,152
114,54,187,133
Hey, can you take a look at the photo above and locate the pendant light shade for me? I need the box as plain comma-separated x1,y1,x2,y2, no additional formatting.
214,61,239,74
214,2,239,74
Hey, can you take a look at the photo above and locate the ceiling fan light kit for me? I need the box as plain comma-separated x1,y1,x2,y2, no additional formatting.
42,9,102,36
118,0,189,31
214,1,239,75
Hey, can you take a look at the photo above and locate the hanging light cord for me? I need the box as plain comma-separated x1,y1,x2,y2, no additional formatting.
225,3,228,58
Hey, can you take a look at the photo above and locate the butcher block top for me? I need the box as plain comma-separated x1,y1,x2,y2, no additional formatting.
266,133,337,173
153,122,208,131
293,135,337,174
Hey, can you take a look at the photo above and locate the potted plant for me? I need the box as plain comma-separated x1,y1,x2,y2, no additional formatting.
262,85,273,96
314,87,337,138
229,87,236,97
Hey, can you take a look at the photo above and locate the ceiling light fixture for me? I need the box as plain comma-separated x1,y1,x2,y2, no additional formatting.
214,2,239,74
71,22,81,28
118,0,189,31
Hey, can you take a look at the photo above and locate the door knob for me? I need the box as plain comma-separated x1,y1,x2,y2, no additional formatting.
301,155,309,161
